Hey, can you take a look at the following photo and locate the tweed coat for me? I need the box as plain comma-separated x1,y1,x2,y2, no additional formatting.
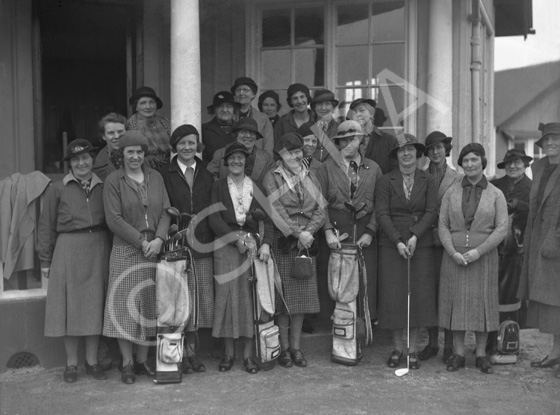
517,158,560,307
438,179,508,331
233,107,274,156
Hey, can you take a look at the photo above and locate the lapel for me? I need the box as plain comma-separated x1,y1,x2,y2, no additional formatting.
388,170,409,208
470,182,491,230
251,150,265,182
542,159,560,206
438,167,458,203
408,170,426,206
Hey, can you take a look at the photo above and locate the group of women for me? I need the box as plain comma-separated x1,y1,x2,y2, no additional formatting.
37,82,560,384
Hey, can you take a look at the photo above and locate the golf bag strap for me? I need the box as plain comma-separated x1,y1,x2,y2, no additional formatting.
270,252,291,318
357,248,373,345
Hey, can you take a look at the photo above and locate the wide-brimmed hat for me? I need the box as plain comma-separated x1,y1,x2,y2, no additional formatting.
63,139,96,161
311,89,339,108
230,77,258,95
118,130,148,149
170,124,199,148
388,134,426,159
333,120,365,143
278,132,304,152
232,117,263,139
536,122,560,148
349,98,377,111
223,141,251,161
258,90,281,112
207,91,240,113
129,86,163,109
424,131,452,155
286,83,312,106
497,149,533,169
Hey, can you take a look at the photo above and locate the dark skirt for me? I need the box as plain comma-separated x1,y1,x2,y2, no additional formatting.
45,231,110,337
527,301,560,334
103,244,158,342
377,245,437,330
212,243,254,339
272,229,320,315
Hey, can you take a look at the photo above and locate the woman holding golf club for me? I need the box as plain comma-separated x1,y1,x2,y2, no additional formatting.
376,134,438,371
438,143,508,374
159,124,216,375
263,132,326,368
209,141,273,374
103,131,171,384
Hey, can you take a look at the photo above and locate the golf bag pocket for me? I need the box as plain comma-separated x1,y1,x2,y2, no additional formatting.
328,244,359,303
332,308,354,340
158,333,183,364
258,322,280,362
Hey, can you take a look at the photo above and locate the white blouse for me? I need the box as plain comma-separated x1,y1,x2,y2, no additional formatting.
227,175,253,226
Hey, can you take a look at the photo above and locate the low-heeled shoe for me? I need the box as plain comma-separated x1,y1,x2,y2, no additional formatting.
475,356,493,374
243,357,259,374
219,355,234,372
84,361,107,380
135,360,155,377
182,358,194,375
443,347,454,364
188,356,206,373
409,352,420,370
279,350,293,368
446,354,465,372
290,349,307,367
387,350,403,368
530,356,560,368
63,365,78,383
418,345,439,361
121,363,135,384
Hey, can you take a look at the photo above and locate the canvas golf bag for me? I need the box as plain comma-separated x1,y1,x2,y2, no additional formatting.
154,246,195,384
328,244,373,366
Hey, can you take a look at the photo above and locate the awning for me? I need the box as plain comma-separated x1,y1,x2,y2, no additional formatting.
495,0,535,39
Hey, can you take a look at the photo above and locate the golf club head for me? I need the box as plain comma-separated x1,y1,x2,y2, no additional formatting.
395,367,409,377
168,224,179,236
338,233,349,242
166,207,180,218
354,201,367,213
343,201,356,212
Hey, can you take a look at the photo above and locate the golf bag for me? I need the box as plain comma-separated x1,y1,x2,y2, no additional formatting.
154,247,195,384
329,244,372,366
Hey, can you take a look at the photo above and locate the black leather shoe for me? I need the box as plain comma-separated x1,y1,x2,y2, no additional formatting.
387,350,403,368
219,355,234,372
135,360,155,377
121,363,135,384
243,357,259,374
443,347,453,364
530,356,560,368
188,355,206,373
279,350,293,368
409,352,420,370
446,354,465,372
418,345,439,361
84,361,107,380
63,365,78,383
182,358,194,374
290,349,307,367
475,356,493,374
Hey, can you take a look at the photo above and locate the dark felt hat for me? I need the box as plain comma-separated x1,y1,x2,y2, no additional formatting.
297,123,315,138
129,86,163,109
311,89,339,108
497,149,533,169
63,139,96,161
349,98,377,110
332,120,365,143
286,83,312,106
170,124,199,148
388,134,426,159
278,132,304,152
232,117,263,139
231,77,258,95
457,142,485,167
207,91,240,113
258,90,281,112
118,130,148,149
223,141,251,161
536,122,560,148
424,131,452,154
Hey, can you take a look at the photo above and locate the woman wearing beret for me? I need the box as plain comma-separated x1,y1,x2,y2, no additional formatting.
38,139,111,383
310,89,340,162
439,143,508,374
209,142,273,374
126,86,171,169
102,131,171,384
231,77,274,156
258,90,282,129
263,132,325,368
518,123,560,378
376,134,438,370
350,98,397,174
418,131,460,363
273,83,315,156
158,124,215,375
297,124,322,175
201,91,240,163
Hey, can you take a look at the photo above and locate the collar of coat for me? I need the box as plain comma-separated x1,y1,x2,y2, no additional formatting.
63,171,103,188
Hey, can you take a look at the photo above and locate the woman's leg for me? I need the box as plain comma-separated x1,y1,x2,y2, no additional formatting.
224,337,235,357
64,336,79,366
136,345,149,364
243,337,253,360
118,339,134,366
452,330,466,356
85,335,100,365
409,328,419,353
184,332,196,358
278,314,290,351
474,331,489,357
392,329,403,352
288,314,304,350
427,327,439,348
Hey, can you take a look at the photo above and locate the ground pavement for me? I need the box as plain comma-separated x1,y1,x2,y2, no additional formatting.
1,328,558,415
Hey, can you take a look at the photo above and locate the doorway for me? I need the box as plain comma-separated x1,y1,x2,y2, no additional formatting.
37,0,139,174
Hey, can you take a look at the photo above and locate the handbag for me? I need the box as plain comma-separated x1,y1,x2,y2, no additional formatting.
292,249,313,279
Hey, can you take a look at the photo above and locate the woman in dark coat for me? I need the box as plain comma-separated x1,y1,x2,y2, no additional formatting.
209,142,273,374
158,124,215,375
201,91,240,163
517,123,560,378
103,131,171,384
376,134,437,370
38,139,111,383
263,132,325,368
439,143,508,374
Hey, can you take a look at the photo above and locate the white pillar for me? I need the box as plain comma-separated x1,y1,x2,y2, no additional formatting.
426,0,453,137
170,0,201,133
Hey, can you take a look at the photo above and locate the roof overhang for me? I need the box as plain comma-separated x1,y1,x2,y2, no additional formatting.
495,0,535,39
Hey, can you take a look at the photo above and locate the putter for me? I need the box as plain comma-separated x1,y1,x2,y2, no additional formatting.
395,255,411,377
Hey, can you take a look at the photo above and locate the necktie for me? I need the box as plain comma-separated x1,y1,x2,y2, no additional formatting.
184,166,194,189
348,161,358,198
